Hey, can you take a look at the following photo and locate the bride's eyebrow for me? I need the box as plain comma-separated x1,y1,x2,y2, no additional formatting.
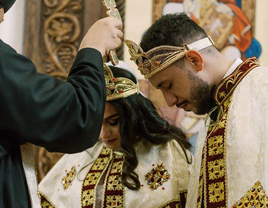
103,114,119,120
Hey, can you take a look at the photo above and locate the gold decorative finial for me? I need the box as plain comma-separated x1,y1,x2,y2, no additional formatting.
104,64,138,101
102,0,122,65
125,36,214,79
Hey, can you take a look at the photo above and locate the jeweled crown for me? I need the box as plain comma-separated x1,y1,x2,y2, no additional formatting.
125,36,214,79
104,64,138,101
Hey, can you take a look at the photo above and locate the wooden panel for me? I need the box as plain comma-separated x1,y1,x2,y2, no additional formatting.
24,0,42,71
152,0,166,23
24,0,125,79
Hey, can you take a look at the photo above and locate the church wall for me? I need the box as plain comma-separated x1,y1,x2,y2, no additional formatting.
123,0,268,79
0,0,267,180
0,0,267,78
123,0,153,79
255,0,268,68
0,0,26,54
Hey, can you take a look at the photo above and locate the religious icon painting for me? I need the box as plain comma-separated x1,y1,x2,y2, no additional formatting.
152,0,261,60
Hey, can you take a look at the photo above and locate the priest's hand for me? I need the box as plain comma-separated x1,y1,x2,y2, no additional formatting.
79,17,123,57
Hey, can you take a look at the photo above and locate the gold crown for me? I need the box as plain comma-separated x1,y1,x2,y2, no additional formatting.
125,36,214,79
104,64,138,101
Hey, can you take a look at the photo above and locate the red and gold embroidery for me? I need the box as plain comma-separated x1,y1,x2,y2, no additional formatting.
103,152,124,208
208,135,224,156
81,146,125,208
232,181,268,207
105,195,124,207
208,182,225,203
213,58,259,105
207,159,225,180
145,163,170,190
198,57,259,208
159,190,187,208
160,200,181,208
197,156,205,208
40,192,56,208
206,102,228,206
180,190,188,208
61,166,77,190
81,146,112,208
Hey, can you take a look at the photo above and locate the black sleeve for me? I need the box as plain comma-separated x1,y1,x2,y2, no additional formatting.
0,40,106,154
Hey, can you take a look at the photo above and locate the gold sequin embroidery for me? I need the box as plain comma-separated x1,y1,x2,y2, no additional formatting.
110,160,124,174
107,175,123,191
145,164,170,190
91,157,110,170
208,182,225,203
40,192,56,208
208,159,225,180
82,189,95,206
83,172,101,186
208,135,224,156
61,166,77,190
219,91,226,98
106,195,124,208
232,181,268,208
81,145,112,208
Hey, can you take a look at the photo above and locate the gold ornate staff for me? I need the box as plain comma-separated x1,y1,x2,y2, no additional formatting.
102,0,122,65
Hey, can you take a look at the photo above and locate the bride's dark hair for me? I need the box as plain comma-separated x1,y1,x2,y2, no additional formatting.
109,66,191,190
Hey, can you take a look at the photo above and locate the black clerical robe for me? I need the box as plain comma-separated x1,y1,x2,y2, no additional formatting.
0,39,106,207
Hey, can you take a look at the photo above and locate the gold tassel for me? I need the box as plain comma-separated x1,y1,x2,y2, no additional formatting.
205,105,223,129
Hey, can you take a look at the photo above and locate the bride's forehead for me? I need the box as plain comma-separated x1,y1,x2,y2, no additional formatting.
104,102,119,115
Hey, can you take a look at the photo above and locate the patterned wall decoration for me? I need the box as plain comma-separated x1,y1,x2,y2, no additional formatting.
41,0,84,80
25,0,125,80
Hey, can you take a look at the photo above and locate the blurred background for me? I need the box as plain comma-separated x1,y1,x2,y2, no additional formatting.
0,0,266,181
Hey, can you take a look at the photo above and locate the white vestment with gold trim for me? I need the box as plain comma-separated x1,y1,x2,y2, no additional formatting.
187,66,268,207
39,140,191,208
